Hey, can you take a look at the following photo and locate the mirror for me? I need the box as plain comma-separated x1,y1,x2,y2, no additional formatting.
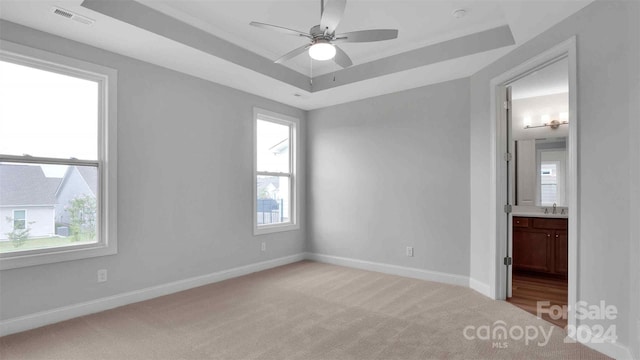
511,58,569,207
515,137,567,206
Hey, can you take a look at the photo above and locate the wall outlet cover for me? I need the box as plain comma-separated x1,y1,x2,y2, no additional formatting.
406,247,414,257
97,269,107,283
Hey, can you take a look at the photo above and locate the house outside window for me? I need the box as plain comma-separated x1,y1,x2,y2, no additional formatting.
0,41,117,269
253,108,299,235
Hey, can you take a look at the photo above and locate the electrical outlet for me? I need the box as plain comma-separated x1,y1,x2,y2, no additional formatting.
406,246,414,257
97,269,107,283
261,242,266,252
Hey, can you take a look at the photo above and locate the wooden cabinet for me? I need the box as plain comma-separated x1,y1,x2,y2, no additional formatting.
554,230,568,275
513,216,568,277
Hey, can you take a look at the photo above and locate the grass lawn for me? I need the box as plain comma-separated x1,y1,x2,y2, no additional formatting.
0,236,96,253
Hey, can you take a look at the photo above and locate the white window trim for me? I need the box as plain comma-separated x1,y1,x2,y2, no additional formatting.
12,209,27,230
253,108,299,235
0,41,117,270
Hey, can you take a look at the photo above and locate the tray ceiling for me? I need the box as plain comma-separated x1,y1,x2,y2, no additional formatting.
0,0,593,109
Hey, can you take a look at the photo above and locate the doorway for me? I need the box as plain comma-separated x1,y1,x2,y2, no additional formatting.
505,58,570,328
489,37,578,331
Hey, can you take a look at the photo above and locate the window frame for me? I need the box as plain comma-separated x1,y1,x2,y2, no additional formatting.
0,41,117,270
12,210,26,230
253,108,299,235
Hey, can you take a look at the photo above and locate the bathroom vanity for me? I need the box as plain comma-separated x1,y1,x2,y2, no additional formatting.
512,215,568,278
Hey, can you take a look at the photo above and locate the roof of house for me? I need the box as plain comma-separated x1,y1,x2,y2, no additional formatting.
0,164,61,206
75,166,98,196
55,166,98,197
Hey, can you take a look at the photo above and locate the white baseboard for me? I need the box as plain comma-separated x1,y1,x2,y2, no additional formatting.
306,252,469,288
469,277,492,298
0,253,306,337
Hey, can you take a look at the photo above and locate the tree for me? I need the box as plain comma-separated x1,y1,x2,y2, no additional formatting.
67,195,97,242
5,216,34,248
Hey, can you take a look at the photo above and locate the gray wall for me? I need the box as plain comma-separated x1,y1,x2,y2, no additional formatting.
468,0,639,352
628,1,640,355
0,21,306,320
307,78,470,277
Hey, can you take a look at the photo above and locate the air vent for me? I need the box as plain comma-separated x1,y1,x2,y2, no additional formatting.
53,8,73,18
51,7,95,25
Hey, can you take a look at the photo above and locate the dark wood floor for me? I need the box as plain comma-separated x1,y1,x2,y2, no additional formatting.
507,272,568,328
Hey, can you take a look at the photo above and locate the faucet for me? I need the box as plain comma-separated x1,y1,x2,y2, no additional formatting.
544,208,549,214
552,203,557,214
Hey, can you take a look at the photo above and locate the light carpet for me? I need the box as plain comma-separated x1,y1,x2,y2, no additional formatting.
0,261,608,359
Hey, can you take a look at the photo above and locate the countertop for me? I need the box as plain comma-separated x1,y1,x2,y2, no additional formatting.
512,212,568,219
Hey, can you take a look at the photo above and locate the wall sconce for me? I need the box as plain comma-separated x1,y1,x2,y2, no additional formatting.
524,113,569,130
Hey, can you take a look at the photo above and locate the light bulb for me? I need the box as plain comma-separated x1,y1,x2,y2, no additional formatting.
309,42,336,61
541,114,551,124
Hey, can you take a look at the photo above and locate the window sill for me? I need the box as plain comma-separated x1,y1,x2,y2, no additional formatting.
254,223,300,236
0,241,117,270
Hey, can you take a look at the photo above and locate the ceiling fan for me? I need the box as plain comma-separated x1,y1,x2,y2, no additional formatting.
250,0,398,68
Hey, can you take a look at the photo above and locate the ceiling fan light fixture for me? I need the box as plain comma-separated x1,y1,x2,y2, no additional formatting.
309,42,336,61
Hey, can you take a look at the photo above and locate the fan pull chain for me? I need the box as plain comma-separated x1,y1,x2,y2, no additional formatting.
310,57,313,86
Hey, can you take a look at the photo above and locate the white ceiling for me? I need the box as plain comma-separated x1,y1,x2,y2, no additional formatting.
138,0,510,77
0,0,594,110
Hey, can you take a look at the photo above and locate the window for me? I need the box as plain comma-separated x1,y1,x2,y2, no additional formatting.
0,41,117,269
253,108,298,234
538,148,566,206
12,210,26,230
540,162,558,205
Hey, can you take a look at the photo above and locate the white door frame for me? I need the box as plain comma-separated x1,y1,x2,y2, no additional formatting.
488,36,578,331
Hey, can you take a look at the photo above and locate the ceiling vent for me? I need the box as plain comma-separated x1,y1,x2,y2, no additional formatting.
51,7,95,25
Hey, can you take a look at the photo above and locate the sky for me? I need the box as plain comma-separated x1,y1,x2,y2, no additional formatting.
256,119,289,173
0,59,98,161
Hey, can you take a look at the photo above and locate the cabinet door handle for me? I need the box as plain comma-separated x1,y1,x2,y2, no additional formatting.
555,234,559,238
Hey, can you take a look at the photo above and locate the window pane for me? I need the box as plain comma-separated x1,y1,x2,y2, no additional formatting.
257,119,290,173
540,162,558,205
0,60,99,160
13,210,26,230
0,162,98,253
13,210,25,220
256,175,290,225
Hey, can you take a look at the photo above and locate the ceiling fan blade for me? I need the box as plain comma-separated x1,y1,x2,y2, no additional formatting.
275,44,312,64
320,0,346,34
333,29,399,43
333,45,353,68
250,22,311,38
